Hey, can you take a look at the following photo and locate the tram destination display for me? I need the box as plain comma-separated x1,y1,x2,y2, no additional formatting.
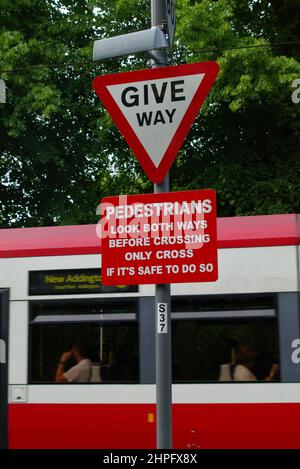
29,268,138,295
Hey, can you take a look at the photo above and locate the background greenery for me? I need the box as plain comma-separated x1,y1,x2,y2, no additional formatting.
1,0,300,227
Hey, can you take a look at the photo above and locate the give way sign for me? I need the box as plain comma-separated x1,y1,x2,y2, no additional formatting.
93,62,219,184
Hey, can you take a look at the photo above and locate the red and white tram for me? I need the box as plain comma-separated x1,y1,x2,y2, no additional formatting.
0,213,300,449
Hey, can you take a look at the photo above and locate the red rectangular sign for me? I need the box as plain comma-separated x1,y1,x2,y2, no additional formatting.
100,190,218,285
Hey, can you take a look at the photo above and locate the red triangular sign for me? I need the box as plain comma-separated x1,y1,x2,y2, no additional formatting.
93,61,219,184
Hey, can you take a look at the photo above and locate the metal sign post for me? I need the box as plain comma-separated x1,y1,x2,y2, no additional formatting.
93,0,218,450
164,0,176,49
151,0,172,449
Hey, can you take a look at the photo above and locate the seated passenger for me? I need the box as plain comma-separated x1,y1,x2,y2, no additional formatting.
55,339,94,383
218,363,235,381
233,345,278,382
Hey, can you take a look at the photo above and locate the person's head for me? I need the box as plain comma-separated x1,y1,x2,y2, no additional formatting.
236,345,258,370
72,339,93,362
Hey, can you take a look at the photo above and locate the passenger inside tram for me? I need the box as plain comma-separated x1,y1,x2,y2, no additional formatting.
219,345,279,382
55,339,100,383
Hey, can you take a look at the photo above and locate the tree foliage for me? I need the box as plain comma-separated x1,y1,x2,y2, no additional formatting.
0,0,300,226
173,0,300,215
0,0,150,226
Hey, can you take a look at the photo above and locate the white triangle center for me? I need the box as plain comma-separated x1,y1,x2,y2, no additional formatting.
107,73,205,167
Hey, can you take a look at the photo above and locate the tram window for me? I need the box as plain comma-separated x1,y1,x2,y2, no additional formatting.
172,318,279,382
29,301,138,384
172,294,275,313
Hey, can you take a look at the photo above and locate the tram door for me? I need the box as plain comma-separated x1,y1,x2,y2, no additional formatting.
0,289,9,449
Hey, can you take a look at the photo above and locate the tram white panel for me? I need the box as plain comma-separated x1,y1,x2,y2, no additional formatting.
173,383,300,404
8,301,28,385
0,245,298,300
24,384,156,404
14,383,300,404
0,254,98,300
172,246,298,295
0,255,154,300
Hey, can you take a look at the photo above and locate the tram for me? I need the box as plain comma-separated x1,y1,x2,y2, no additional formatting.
0,213,300,448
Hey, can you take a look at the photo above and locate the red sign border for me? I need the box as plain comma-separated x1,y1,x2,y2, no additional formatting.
100,189,218,286
93,62,219,183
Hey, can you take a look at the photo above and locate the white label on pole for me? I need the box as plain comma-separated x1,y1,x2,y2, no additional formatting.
107,73,204,168
157,303,167,334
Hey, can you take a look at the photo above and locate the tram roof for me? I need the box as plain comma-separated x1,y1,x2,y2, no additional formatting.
0,213,299,258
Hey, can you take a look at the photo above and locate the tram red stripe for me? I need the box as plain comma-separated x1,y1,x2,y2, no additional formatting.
8,402,300,449
0,214,299,258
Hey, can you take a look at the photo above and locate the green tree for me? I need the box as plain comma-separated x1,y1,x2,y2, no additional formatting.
171,0,300,215
1,0,300,226
0,0,150,227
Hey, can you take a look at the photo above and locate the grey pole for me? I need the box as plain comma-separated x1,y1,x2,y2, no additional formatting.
151,0,172,449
